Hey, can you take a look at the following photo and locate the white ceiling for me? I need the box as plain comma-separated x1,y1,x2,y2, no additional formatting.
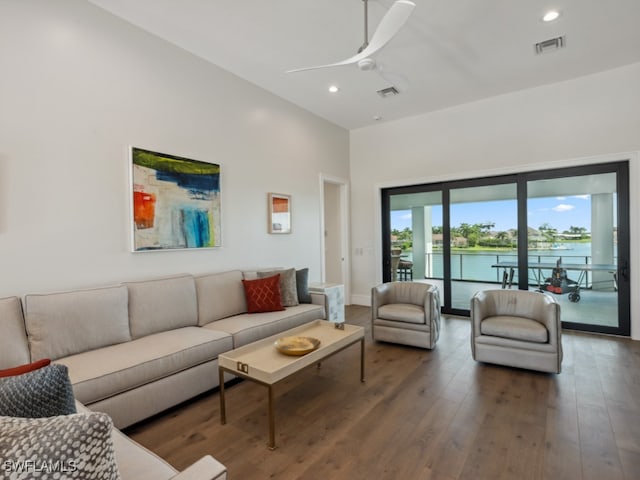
88,0,640,130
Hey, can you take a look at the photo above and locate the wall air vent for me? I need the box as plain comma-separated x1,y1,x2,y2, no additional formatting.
535,35,565,55
377,86,399,98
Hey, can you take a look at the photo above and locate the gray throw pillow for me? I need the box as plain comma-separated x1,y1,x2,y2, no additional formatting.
257,268,299,306
0,364,76,417
0,413,121,479
296,268,312,303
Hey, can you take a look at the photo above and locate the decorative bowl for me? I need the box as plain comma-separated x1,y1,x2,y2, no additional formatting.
274,336,321,356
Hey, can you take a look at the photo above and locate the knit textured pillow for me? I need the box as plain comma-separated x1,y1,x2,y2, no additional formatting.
257,268,299,306
242,274,285,313
0,413,121,480
0,364,76,417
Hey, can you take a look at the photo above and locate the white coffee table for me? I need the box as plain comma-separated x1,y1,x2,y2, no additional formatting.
218,319,365,449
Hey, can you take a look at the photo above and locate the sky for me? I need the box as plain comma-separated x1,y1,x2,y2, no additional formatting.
391,195,598,233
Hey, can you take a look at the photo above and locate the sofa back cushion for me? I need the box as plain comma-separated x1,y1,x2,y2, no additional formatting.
126,274,198,339
24,286,130,361
195,270,247,325
0,296,30,368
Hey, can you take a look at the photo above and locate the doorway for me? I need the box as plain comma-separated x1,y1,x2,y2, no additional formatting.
320,175,350,301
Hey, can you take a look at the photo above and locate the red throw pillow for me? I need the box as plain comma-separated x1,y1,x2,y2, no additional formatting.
0,358,51,378
242,274,285,313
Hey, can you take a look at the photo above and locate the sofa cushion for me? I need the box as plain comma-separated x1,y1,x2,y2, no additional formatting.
202,304,323,348
296,268,312,303
0,296,30,369
378,303,425,324
126,274,198,339
242,275,285,313
0,358,50,377
0,364,76,417
257,268,299,306
195,270,247,325
58,327,232,405
0,413,121,480
481,315,548,343
24,285,130,360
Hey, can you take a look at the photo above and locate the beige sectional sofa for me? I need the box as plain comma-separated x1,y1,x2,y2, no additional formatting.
0,269,327,479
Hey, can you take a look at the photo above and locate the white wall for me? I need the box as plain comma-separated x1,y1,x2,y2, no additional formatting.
350,62,640,339
0,0,349,296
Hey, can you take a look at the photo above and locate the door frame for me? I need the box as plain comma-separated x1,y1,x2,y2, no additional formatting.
319,174,350,303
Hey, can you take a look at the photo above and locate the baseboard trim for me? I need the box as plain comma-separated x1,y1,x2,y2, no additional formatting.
350,294,370,306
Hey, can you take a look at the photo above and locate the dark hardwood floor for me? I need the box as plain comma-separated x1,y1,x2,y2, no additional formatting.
126,306,640,479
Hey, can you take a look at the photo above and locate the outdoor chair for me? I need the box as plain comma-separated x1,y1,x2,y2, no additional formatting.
371,281,441,349
470,289,562,373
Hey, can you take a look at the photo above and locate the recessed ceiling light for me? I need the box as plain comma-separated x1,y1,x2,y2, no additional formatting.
542,10,560,22
328,85,339,93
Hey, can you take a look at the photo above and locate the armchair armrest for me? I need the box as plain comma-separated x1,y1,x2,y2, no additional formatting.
310,292,327,319
170,456,227,480
537,297,562,348
371,283,392,316
470,290,490,338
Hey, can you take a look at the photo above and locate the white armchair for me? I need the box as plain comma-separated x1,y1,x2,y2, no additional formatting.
371,282,441,349
471,289,562,373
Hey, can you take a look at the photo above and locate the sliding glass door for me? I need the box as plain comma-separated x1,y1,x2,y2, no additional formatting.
381,161,630,336
449,182,518,311
525,168,628,334
382,187,443,288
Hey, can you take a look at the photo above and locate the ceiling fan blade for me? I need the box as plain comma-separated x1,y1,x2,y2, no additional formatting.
360,0,415,58
287,0,415,73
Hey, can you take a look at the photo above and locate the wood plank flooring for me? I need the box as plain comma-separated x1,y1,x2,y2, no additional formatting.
126,306,640,479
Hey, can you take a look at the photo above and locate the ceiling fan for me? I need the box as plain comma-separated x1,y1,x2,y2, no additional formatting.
287,0,416,84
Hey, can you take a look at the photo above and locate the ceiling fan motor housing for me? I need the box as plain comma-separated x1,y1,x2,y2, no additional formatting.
358,58,376,71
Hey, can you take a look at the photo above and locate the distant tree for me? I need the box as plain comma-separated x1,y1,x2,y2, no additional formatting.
565,226,588,239
479,222,495,234
538,223,557,240
495,231,508,242
391,227,413,250
467,232,478,247
459,223,475,239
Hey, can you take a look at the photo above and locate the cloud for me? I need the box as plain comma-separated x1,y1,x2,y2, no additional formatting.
573,195,590,200
555,196,566,200
401,213,412,220
552,204,575,212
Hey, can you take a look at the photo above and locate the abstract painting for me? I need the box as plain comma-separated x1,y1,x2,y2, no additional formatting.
130,147,221,251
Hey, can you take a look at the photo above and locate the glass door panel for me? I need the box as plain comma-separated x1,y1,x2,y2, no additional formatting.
527,173,620,330
449,183,518,311
388,191,442,285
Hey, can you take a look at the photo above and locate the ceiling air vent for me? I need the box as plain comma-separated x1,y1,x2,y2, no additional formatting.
535,36,565,55
377,86,399,98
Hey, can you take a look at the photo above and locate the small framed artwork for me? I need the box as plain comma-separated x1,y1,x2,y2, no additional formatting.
268,193,291,234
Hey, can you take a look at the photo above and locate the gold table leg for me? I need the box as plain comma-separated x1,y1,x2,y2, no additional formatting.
268,385,276,450
219,368,226,424
360,337,366,382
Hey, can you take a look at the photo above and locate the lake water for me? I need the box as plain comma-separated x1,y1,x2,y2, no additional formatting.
417,243,610,284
